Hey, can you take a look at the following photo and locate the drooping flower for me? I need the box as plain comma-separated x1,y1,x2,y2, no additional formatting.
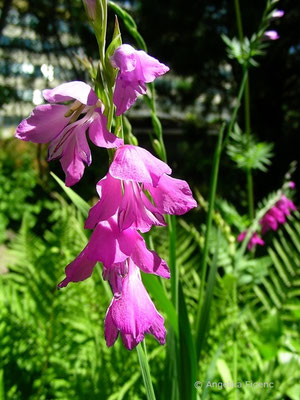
85,145,197,232
110,44,169,115
58,216,170,289
104,259,166,350
264,30,280,40
237,231,265,251
15,81,123,186
260,195,296,234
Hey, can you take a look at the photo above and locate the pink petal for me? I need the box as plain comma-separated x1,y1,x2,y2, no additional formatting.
118,181,165,233
85,174,122,229
113,75,139,116
106,260,166,350
88,110,123,147
15,104,69,143
43,81,98,106
104,305,119,346
146,174,197,215
264,30,279,40
135,50,169,83
59,122,92,186
110,44,137,72
269,206,286,224
131,234,170,278
248,233,265,250
88,219,137,267
237,231,247,242
109,145,171,186
58,242,97,288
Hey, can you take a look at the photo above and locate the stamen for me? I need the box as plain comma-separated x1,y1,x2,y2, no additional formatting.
68,104,86,124
64,100,83,118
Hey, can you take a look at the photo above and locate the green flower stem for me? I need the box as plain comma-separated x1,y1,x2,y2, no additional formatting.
136,342,156,400
195,124,224,360
232,273,238,400
234,0,244,42
247,168,255,221
233,0,254,220
167,214,178,309
222,69,248,150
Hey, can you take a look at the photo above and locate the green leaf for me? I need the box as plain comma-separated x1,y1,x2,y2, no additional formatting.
142,273,178,337
50,172,89,217
105,16,122,88
227,123,274,172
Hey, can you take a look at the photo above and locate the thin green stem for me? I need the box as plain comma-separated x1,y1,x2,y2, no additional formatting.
234,0,244,42
232,276,238,400
195,124,225,352
222,69,248,150
136,343,156,400
244,76,251,136
247,168,254,220
167,214,178,309
233,0,254,221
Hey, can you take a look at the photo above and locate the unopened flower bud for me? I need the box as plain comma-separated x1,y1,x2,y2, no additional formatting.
264,30,280,40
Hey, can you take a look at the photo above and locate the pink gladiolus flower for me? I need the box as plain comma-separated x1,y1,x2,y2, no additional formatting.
264,30,280,40
15,81,123,186
110,44,169,115
237,231,265,251
58,216,170,288
85,145,197,232
104,259,166,350
260,195,296,234
271,9,285,18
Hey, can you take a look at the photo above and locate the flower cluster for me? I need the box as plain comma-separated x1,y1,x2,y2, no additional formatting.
15,44,197,350
238,191,296,251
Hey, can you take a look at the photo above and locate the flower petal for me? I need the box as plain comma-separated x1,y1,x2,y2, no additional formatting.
88,110,123,148
43,81,98,106
131,234,170,278
118,182,165,233
88,219,137,267
58,242,97,288
113,75,139,116
59,122,91,186
104,305,119,347
109,145,171,186
110,44,137,72
107,260,166,350
146,174,197,215
85,174,122,229
15,104,69,143
135,50,169,83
